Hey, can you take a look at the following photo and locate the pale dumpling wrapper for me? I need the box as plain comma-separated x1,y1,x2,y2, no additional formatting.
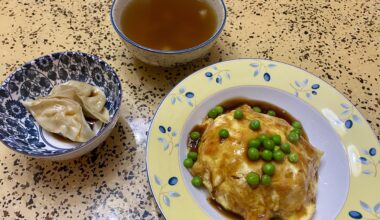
22,97,95,142
48,80,109,123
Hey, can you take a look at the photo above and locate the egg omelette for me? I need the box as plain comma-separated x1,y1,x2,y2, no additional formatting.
190,104,323,220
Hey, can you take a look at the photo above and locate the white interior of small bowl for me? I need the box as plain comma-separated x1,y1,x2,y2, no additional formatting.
111,0,226,51
179,85,350,219
40,121,103,150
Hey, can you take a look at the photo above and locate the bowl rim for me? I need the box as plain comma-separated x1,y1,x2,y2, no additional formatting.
0,51,123,158
110,0,227,55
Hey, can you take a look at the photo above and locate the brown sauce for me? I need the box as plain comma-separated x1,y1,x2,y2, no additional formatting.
219,98,298,126
187,98,309,219
187,123,207,152
208,198,243,220
188,98,308,151
208,198,284,220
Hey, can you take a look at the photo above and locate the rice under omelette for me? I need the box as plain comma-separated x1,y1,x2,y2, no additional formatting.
190,104,323,220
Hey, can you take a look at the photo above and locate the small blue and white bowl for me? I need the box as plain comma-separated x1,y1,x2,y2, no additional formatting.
110,0,227,67
0,52,122,160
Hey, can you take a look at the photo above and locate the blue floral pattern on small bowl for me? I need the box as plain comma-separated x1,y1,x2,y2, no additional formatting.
0,52,122,157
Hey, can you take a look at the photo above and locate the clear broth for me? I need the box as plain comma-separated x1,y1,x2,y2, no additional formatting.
120,0,218,51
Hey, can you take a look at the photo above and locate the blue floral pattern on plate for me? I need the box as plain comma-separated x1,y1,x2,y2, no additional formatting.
349,201,380,219
250,62,276,81
358,146,379,177
154,175,181,207
169,87,196,107
0,52,122,156
339,103,360,129
157,125,179,155
290,79,320,98
204,65,231,84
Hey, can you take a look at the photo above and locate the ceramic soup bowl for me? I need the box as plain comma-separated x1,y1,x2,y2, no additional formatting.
110,0,227,67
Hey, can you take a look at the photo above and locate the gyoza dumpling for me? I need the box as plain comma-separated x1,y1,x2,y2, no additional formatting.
22,97,95,142
48,80,109,123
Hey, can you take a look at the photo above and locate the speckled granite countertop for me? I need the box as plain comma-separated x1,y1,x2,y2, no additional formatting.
0,0,379,219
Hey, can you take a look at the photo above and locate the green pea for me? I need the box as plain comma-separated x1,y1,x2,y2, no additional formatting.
190,131,201,140
287,131,300,143
261,174,271,186
281,143,291,154
259,134,270,142
249,120,261,130
272,134,282,145
187,152,198,161
288,152,299,163
191,176,203,187
252,106,262,113
248,147,260,161
292,121,302,129
274,146,281,152
248,139,261,149
292,128,302,136
246,172,260,186
208,108,219,119
262,150,273,161
262,163,275,176
267,110,276,116
215,106,224,115
219,129,229,139
263,139,275,150
234,109,243,120
183,158,194,168
273,150,285,161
